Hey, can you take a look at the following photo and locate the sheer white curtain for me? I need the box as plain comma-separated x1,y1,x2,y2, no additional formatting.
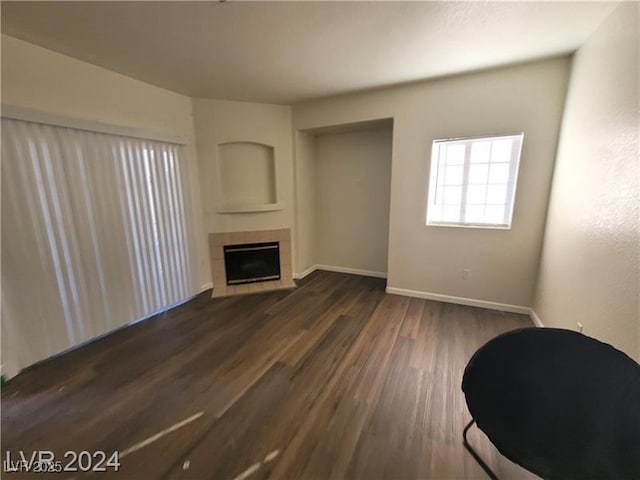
1,118,199,378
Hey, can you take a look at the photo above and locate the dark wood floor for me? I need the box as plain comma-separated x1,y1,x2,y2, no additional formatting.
2,271,538,479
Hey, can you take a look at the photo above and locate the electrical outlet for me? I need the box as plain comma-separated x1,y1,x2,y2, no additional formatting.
462,268,472,280
577,322,584,333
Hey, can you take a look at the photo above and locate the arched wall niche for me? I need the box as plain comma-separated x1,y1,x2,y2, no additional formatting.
216,141,282,213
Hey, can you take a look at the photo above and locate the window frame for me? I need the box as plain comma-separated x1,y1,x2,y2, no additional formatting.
425,132,524,230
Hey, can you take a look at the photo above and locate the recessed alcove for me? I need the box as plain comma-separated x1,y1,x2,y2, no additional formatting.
296,118,393,276
217,141,280,213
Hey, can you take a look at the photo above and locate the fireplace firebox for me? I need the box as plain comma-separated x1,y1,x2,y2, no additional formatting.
223,242,281,285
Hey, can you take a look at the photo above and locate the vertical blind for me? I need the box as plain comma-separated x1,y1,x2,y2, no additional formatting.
1,118,199,378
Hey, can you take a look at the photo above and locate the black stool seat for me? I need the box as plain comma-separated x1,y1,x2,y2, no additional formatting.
462,327,640,480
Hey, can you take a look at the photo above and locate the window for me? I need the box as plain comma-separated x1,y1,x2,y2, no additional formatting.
426,133,523,228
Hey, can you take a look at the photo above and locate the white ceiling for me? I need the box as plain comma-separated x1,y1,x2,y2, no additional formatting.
1,1,617,104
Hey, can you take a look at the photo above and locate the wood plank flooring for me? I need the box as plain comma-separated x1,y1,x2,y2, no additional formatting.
1,271,538,479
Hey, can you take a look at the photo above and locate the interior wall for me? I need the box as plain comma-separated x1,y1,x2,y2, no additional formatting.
533,4,640,360
0,34,210,289
1,35,194,139
293,57,571,307
294,131,317,275
192,98,294,235
314,126,392,274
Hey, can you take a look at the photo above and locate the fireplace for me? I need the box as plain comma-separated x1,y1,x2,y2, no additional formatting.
209,229,295,298
224,241,281,285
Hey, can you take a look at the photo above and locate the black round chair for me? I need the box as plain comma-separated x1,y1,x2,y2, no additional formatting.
462,328,640,480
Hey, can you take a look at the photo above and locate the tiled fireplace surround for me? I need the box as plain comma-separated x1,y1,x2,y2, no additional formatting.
209,228,295,298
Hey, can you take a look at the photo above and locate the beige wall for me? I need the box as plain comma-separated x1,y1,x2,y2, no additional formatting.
192,99,294,240
314,127,392,274
533,4,640,360
1,35,193,140
294,131,317,275
1,34,211,288
294,57,571,307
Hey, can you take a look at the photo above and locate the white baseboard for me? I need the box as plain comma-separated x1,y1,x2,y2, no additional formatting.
294,264,388,280
293,270,542,323
528,308,544,327
200,282,213,291
316,264,387,279
294,265,318,280
385,286,530,314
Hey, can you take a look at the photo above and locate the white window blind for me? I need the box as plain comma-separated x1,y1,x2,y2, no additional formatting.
1,118,199,377
426,133,524,228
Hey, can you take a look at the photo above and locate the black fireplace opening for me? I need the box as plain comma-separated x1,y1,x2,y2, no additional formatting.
224,241,281,286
